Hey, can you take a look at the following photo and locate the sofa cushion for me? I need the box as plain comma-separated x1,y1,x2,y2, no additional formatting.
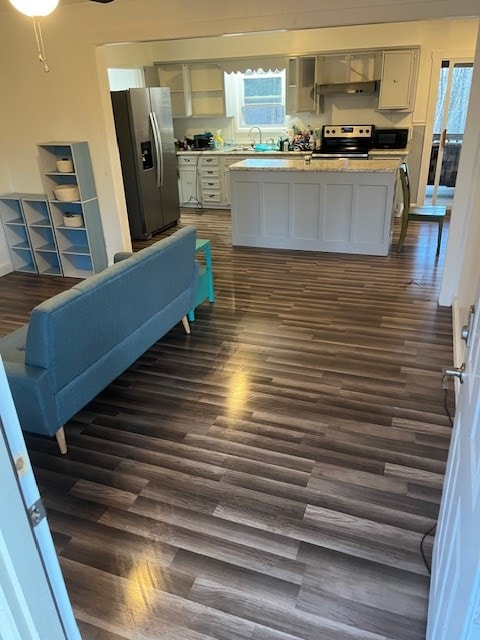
25,226,196,393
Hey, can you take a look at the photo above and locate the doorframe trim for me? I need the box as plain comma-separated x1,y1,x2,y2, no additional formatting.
418,49,475,207
452,297,465,402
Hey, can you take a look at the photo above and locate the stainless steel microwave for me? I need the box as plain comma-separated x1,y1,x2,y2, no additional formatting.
372,128,409,149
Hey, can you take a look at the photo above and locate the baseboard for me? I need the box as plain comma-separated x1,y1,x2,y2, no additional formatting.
0,262,13,277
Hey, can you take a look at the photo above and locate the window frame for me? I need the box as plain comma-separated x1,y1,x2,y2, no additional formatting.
226,68,287,133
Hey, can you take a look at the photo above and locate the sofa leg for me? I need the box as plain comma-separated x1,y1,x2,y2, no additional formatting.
55,427,67,454
181,315,191,335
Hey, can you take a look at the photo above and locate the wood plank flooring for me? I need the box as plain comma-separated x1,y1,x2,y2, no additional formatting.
0,211,453,640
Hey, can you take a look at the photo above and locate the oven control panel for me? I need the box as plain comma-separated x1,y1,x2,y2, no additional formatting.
323,125,374,139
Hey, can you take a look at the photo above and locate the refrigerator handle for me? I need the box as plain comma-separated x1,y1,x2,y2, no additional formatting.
149,111,164,188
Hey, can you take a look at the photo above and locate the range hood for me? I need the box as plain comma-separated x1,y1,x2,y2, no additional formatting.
316,81,378,95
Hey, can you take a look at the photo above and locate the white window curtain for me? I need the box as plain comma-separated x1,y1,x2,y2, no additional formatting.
220,57,288,74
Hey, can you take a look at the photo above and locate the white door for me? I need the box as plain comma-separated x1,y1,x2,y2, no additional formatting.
426,287,480,638
0,421,67,639
0,357,80,640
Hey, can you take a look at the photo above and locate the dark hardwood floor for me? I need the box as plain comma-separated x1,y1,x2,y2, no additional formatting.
0,210,453,640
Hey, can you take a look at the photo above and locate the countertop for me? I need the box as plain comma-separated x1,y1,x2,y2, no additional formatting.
177,148,303,156
228,158,401,173
368,147,410,156
177,147,409,158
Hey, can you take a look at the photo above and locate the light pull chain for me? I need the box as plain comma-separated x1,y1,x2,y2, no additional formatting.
32,16,49,72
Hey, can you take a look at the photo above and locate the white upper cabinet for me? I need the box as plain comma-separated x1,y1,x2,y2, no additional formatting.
157,63,192,117
189,63,225,117
378,49,419,111
156,62,225,118
287,57,323,114
158,48,419,119
317,51,381,85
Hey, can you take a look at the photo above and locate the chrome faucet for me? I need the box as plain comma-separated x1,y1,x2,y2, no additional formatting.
248,126,262,144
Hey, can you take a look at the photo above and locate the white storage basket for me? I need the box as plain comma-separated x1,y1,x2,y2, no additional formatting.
53,185,80,202
63,213,84,228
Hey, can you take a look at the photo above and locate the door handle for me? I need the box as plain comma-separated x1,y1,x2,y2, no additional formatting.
149,111,163,187
443,363,466,384
440,128,447,150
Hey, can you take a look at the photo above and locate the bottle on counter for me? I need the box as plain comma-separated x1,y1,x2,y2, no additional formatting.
213,130,224,149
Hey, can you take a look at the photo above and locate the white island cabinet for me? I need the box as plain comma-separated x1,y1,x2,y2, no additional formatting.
229,158,400,256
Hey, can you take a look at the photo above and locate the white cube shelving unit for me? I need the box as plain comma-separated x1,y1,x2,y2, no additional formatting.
38,141,108,278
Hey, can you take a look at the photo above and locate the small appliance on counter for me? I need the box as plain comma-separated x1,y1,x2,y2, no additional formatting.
312,124,375,159
193,133,213,149
372,127,409,149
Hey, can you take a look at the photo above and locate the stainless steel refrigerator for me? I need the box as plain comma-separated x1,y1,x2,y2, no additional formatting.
111,87,180,240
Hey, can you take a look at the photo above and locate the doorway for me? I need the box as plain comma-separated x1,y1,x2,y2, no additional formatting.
425,59,473,207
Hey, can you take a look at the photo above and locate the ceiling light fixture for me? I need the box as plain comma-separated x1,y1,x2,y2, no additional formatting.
8,0,59,16
8,0,60,72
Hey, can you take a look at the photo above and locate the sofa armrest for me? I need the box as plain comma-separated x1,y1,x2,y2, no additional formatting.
3,361,58,438
113,251,134,263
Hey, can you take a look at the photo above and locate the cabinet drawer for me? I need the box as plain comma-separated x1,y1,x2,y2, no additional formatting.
177,156,198,166
202,191,222,204
200,167,220,179
199,156,220,167
201,177,221,190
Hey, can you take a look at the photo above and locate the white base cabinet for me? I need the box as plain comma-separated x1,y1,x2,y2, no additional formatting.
178,156,201,207
177,152,297,209
369,149,409,216
198,155,222,206
231,168,396,256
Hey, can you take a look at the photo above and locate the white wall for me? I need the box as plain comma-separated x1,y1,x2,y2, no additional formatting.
0,0,478,270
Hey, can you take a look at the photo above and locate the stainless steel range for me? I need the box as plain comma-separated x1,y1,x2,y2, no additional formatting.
312,124,375,159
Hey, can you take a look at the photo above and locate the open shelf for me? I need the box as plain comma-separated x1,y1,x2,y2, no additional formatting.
0,143,107,279
38,142,107,278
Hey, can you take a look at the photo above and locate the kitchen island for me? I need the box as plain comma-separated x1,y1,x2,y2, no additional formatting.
229,157,400,256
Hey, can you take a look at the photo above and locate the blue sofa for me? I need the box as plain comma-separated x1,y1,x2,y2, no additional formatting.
0,226,198,453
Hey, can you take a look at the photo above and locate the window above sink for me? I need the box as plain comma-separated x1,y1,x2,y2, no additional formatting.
224,69,287,131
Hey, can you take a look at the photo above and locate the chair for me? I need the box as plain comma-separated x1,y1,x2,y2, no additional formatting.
397,164,447,256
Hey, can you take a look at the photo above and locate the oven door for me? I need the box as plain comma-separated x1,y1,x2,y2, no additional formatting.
320,138,369,155
312,152,369,159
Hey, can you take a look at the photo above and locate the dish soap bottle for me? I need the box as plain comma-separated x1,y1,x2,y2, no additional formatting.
213,130,224,149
